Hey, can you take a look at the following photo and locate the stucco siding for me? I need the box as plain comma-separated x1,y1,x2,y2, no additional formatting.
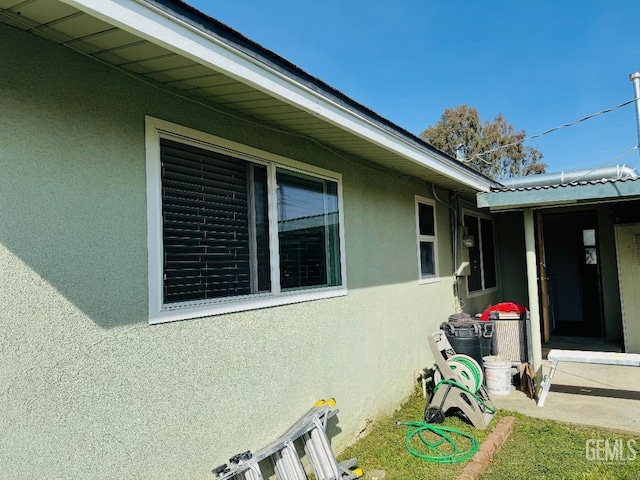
460,286,499,316
494,212,528,306
0,23,456,479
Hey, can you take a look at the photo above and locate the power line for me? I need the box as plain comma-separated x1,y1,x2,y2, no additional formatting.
466,97,639,164
8,9,636,182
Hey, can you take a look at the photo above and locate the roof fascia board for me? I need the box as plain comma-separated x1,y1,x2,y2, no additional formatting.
59,0,495,192
477,180,640,211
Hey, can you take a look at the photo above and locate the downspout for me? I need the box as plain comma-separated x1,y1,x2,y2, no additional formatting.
523,209,543,393
630,72,640,158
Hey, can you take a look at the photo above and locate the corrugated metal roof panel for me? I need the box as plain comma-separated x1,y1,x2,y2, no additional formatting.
478,176,640,211
490,176,640,192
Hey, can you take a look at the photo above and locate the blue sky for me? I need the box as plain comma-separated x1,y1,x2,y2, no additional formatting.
189,1,640,173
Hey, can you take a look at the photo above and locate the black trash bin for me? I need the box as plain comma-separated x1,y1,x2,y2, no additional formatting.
440,314,495,366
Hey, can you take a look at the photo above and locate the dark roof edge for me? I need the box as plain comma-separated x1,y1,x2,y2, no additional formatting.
141,0,498,188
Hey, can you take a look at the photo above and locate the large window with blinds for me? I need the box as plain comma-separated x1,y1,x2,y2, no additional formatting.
160,139,272,303
146,118,346,323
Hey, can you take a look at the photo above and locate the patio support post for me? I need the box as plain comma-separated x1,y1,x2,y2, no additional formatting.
524,208,543,392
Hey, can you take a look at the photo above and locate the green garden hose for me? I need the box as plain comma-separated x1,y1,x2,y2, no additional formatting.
396,378,496,463
447,355,483,393
396,421,480,463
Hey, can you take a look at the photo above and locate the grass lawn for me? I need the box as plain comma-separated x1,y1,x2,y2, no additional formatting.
338,390,639,479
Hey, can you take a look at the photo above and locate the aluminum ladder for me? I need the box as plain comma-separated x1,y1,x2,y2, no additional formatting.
213,399,363,480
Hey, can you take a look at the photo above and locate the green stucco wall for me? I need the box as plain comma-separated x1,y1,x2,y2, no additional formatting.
494,212,528,307
0,24,459,479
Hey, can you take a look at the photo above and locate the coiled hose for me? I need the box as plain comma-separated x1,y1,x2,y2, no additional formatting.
397,378,496,463
396,421,480,463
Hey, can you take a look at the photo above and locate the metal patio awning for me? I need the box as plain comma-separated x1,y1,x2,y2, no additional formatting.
477,177,640,211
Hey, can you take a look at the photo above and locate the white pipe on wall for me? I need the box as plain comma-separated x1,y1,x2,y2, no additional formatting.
630,72,640,158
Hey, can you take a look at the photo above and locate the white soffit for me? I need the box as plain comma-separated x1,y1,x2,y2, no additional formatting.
0,0,495,191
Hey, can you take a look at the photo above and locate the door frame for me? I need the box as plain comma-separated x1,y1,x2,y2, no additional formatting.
535,211,551,343
536,209,605,339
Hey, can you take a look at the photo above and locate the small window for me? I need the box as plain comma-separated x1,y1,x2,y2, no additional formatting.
146,117,346,323
416,197,438,281
583,229,596,246
583,229,597,265
463,212,496,294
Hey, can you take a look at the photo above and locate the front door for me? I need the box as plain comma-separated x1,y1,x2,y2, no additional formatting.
542,211,604,337
579,222,602,336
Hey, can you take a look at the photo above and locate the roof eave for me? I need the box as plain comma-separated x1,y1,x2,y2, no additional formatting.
59,0,497,192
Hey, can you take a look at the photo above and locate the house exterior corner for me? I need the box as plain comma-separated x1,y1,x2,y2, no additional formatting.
0,20,469,478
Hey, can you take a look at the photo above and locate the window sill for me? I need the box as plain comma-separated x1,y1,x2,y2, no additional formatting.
465,287,498,299
419,276,441,285
149,287,348,325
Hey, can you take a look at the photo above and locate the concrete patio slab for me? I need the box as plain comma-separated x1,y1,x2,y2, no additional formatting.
491,358,640,434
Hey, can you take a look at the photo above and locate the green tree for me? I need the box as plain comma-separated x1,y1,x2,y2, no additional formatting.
421,105,546,180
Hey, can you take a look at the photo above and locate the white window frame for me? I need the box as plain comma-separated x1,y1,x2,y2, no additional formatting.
145,116,347,324
462,209,497,298
415,196,439,284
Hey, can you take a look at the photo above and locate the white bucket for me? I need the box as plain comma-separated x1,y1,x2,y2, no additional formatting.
483,355,512,395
